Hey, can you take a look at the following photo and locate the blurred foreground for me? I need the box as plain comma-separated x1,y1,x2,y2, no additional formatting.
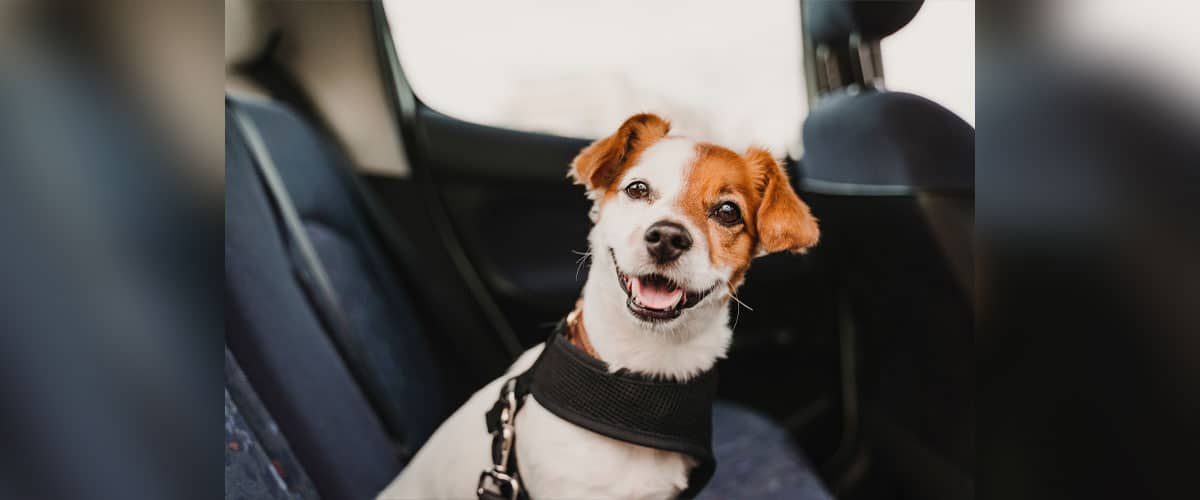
0,2,222,500
977,2,1200,499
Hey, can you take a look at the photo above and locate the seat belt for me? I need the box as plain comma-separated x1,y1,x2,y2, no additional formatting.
339,159,524,361
228,98,411,458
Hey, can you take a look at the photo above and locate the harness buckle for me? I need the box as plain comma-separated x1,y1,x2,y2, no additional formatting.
504,378,519,417
480,378,522,499
497,379,519,467
477,468,520,500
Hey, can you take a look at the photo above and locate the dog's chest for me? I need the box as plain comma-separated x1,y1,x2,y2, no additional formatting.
377,342,703,500
515,397,695,500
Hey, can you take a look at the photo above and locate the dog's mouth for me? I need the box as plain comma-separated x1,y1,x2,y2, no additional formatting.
610,249,717,322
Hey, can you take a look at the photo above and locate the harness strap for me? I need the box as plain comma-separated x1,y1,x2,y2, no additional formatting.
478,322,717,499
479,374,533,500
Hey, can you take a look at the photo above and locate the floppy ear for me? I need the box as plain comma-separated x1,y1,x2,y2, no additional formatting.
746,147,819,254
569,113,671,197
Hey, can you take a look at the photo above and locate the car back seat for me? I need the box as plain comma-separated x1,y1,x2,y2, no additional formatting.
226,94,837,500
226,96,449,499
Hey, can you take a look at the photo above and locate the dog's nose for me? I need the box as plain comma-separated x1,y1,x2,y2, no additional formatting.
644,221,692,263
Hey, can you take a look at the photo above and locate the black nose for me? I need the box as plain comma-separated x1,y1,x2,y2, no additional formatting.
644,221,693,263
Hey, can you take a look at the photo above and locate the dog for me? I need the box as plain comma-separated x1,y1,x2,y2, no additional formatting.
377,113,818,499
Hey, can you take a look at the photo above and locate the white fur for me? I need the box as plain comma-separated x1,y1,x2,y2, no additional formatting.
586,137,734,379
377,137,734,499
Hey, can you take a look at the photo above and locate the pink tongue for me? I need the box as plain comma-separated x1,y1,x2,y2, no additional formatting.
633,278,684,310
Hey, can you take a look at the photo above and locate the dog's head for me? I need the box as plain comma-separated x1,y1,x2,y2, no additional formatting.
571,113,819,327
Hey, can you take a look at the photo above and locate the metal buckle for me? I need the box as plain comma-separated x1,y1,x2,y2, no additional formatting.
477,468,520,500
479,379,521,499
502,378,519,417
496,379,518,468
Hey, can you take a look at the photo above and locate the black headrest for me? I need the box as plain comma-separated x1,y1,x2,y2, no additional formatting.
800,89,974,193
805,0,924,46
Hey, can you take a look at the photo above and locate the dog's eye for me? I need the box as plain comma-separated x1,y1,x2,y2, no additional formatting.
711,201,742,226
624,181,650,200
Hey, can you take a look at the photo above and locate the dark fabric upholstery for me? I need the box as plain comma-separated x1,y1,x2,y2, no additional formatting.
226,391,297,500
700,403,833,500
226,105,403,500
226,350,319,500
233,99,447,455
804,0,924,45
801,89,974,192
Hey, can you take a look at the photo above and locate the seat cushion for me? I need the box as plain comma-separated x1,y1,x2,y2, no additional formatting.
226,391,298,500
225,349,319,500
233,99,448,451
226,105,403,499
700,403,833,500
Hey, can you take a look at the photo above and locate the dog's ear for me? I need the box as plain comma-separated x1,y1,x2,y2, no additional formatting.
746,147,819,254
569,113,671,196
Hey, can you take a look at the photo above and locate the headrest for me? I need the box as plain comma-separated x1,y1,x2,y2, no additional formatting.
804,0,924,46
800,89,974,193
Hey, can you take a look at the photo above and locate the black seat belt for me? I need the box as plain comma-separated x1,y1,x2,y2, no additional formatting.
335,154,525,361
228,97,411,458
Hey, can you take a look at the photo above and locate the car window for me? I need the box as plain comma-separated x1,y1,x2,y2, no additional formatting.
881,0,975,125
383,0,806,158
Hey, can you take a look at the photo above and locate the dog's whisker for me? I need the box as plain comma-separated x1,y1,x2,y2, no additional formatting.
725,285,750,332
725,286,754,312
731,301,742,331
574,250,593,281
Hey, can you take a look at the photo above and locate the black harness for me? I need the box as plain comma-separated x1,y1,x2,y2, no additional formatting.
477,322,718,500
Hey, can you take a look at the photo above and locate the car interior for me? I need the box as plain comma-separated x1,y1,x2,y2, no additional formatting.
224,1,973,499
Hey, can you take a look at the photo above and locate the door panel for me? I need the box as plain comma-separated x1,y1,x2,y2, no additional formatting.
417,106,590,182
438,179,592,346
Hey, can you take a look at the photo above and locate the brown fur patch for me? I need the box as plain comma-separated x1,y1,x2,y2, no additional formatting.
568,113,671,200
678,144,758,287
744,147,819,255
679,144,820,287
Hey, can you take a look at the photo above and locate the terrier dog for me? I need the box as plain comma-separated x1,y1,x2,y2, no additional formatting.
378,113,818,499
